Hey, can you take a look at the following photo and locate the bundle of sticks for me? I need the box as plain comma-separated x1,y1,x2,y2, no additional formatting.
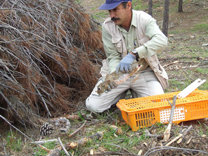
0,0,104,126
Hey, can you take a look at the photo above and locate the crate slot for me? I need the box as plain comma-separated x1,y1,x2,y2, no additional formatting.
159,106,185,123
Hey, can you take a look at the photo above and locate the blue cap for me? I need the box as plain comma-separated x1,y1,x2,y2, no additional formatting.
99,0,132,10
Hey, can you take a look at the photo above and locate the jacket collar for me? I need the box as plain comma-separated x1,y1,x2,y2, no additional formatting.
131,10,137,27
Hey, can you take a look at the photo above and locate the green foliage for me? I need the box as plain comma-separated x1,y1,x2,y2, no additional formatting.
74,0,81,4
100,127,146,153
67,110,148,155
205,124,208,136
33,141,57,156
195,68,208,74
192,23,208,32
169,29,187,34
6,131,23,152
153,3,161,9
92,11,108,20
198,81,208,90
167,79,191,91
196,121,207,136
78,111,85,121
132,0,145,10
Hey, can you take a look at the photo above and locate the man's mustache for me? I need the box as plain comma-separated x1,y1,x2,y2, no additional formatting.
111,17,120,21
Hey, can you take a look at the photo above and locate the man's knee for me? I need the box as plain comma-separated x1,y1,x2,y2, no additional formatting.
85,97,108,113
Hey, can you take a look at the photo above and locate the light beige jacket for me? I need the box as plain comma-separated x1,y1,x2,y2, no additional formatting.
101,10,169,89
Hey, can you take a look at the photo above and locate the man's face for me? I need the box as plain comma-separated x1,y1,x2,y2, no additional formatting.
108,3,131,26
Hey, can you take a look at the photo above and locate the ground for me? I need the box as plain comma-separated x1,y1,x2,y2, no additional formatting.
1,0,208,155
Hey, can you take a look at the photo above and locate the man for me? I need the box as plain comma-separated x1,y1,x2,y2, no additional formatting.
86,0,168,112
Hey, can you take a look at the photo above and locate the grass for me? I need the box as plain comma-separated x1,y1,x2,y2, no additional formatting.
63,111,149,155
169,28,189,34
166,79,192,92
5,131,23,152
74,0,81,4
198,81,208,90
132,0,145,10
92,11,108,21
205,124,208,136
195,68,208,74
192,23,208,32
33,141,57,156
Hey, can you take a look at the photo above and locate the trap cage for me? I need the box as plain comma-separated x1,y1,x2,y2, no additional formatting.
116,90,208,131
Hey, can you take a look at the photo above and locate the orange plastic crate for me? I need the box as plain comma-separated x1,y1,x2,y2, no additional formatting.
116,90,208,131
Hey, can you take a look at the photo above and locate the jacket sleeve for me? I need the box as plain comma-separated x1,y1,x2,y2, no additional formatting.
135,12,168,58
102,24,121,73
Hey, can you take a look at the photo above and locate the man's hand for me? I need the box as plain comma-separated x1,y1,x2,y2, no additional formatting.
116,53,136,73
97,76,118,95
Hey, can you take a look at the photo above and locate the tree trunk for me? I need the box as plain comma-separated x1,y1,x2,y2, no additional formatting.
162,0,170,36
178,0,183,12
148,0,153,16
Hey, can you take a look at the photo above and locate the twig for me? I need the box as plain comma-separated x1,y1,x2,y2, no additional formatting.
58,137,71,156
186,136,193,144
39,144,51,153
144,146,208,156
163,60,179,68
31,139,58,145
145,129,160,138
163,95,177,141
35,87,52,117
103,143,137,156
68,131,104,149
0,115,51,153
0,115,32,141
65,114,80,120
68,120,87,138
165,125,192,146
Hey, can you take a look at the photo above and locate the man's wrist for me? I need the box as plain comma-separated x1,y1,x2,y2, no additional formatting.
131,49,139,61
130,51,136,56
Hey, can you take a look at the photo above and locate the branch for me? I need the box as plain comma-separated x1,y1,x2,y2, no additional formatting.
0,115,32,141
39,145,51,153
103,143,137,156
163,60,179,68
145,129,160,138
67,131,103,149
68,120,87,138
58,137,71,156
165,125,192,146
0,115,51,153
31,139,58,145
163,95,177,141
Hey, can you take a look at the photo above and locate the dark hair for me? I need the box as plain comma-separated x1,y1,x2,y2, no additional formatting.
121,2,128,8
122,2,132,9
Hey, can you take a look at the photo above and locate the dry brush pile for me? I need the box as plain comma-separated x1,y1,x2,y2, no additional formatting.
0,0,105,126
